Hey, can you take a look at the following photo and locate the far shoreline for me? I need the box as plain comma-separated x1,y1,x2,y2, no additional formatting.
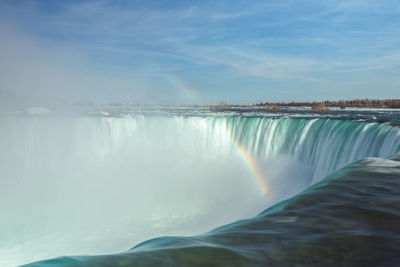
210,99,400,111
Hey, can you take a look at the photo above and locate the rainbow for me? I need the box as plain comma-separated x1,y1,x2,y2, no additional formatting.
232,139,270,196
163,75,206,105
162,74,271,198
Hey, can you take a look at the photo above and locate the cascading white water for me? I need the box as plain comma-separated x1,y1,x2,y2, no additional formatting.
224,117,400,182
0,115,399,266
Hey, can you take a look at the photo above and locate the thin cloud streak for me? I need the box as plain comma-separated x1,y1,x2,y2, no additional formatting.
0,0,399,103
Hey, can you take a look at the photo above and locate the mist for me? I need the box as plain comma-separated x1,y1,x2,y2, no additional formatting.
0,116,295,266
0,23,187,112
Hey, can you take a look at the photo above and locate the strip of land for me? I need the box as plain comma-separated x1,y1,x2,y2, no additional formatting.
211,99,400,111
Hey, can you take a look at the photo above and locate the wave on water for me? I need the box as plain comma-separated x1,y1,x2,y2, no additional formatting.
24,155,400,266
0,115,399,266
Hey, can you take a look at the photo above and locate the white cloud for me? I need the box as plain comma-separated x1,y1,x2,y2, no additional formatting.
1,0,399,104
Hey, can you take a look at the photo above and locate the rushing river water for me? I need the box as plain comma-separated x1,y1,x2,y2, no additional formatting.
1,106,399,266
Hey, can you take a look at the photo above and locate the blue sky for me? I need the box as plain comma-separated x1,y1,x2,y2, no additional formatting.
0,0,399,105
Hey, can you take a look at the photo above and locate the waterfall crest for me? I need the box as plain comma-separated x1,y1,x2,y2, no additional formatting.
0,116,399,266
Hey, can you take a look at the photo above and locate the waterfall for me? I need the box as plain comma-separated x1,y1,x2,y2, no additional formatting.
0,115,399,266
222,117,400,182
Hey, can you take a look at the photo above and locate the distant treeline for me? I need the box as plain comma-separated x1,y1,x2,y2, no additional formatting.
256,99,400,109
